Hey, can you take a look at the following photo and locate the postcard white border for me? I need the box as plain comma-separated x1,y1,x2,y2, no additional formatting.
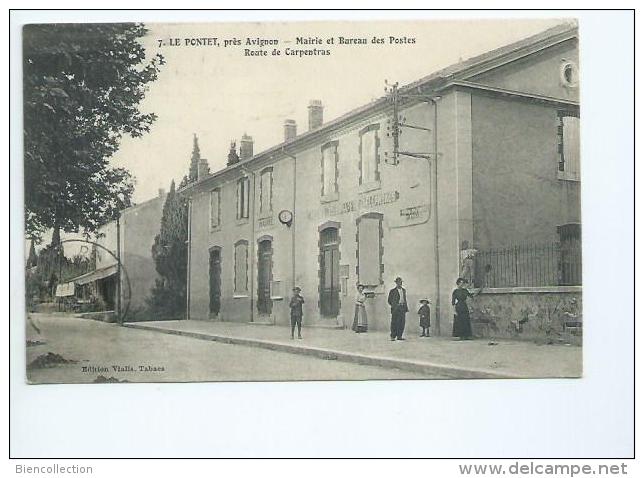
8,9,635,459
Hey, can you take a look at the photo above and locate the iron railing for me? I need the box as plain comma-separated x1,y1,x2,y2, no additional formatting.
473,240,582,288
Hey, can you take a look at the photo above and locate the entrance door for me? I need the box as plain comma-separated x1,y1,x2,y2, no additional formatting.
320,227,340,317
257,240,273,316
209,248,221,317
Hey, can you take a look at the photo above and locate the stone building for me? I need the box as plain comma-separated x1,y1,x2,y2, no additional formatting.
69,191,167,317
181,24,581,337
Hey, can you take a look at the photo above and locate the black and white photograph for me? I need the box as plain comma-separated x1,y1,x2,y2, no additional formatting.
21,18,585,383
9,8,635,463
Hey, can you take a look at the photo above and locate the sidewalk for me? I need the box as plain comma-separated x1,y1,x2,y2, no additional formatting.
123,320,582,379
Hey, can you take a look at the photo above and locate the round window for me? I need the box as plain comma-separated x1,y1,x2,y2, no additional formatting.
560,61,579,87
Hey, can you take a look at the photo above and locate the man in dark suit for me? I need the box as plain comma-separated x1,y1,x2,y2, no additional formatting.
387,277,409,341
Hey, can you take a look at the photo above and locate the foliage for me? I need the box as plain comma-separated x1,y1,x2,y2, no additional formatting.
23,23,164,241
26,240,38,268
188,134,201,182
26,241,92,303
147,181,188,318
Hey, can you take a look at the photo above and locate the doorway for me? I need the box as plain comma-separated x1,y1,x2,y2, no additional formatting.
319,227,340,317
209,248,221,318
257,239,273,316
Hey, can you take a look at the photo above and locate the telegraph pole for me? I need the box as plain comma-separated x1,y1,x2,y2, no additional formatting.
384,80,442,335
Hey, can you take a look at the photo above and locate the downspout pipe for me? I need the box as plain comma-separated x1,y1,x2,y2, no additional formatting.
281,147,297,293
429,98,441,335
396,89,442,334
240,166,257,323
250,171,256,323
186,198,192,320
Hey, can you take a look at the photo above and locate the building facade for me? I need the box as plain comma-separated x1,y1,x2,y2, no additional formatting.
87,191,166,316
182,24,581,337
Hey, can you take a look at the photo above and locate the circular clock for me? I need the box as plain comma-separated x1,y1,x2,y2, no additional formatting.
278,209,293,226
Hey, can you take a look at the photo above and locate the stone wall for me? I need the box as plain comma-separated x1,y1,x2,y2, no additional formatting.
467,287,582,343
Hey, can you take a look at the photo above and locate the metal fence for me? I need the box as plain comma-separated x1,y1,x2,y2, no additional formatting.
473,240,582,288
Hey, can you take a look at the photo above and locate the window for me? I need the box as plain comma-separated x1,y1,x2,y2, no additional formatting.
356,213,384,286
209,189,220,228
236,177,250,219
234,240,249,294
557,111,580,181
259,167,273,214
560,61,579,88
359,124,380,187
321,141,339,199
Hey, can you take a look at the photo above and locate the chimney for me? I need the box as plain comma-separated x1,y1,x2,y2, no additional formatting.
197,158,210,180
308,99,323,130
284,119,297,142
240,134,254,161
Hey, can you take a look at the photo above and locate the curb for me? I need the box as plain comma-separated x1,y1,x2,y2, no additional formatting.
123,323,521,379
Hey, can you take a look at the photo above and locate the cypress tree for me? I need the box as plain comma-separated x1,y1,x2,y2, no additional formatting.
188,134,201,182
147,180,188,318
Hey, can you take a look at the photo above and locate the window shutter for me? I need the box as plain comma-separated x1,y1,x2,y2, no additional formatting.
562,116,580,180
359,126,378,185
236,180,241,219
321,142,338,197
259,172,264,213
234,241,248,293
269,170,273,211
210,189,219,228
357,215,383,286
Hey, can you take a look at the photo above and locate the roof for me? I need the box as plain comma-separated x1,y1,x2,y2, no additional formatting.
67,263,118,286
180,22,578,195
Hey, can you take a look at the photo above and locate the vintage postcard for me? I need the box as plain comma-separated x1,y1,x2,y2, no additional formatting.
23,18,582,384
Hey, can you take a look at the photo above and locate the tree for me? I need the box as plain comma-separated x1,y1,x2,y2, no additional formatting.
147,181,188,318
23,23,164,243
188,134,201,182
26,240,38,269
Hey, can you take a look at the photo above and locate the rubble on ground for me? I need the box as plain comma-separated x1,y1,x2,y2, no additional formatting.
93,375,129,383
26,340,46,347
27,352,75,369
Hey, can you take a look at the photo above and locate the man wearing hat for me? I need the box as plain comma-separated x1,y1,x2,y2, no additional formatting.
289,286,305,339
387,277,409,341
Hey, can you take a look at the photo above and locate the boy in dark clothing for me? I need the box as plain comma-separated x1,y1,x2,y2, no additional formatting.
289,287,304,339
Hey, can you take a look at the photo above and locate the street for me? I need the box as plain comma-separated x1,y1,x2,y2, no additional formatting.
25,314,439,383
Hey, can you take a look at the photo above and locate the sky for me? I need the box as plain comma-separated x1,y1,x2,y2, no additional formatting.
32,17,569,256
110,18,569,204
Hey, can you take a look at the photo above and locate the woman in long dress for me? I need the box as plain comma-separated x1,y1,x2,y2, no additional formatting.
452,278,480,340
352,284,368,333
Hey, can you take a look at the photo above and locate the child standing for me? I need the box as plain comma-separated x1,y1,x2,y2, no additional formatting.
289,287,305,339
418,299,431,337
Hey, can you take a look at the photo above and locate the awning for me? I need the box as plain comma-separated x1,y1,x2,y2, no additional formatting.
70,263,118,286
55,282,75,297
